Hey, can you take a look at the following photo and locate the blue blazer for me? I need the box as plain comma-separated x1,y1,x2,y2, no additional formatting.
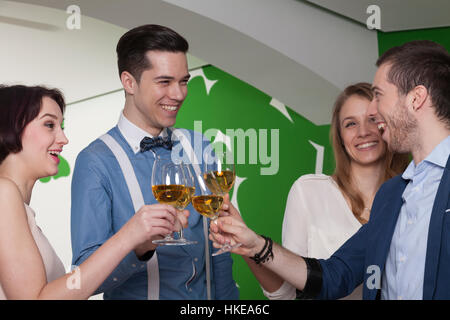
318,155,450,300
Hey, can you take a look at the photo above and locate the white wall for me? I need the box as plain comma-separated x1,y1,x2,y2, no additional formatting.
0,0,207,103
0,0,124,103
11,0,379,124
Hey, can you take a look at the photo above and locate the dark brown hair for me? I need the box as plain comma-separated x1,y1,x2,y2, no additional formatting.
116,24,189,83
376,40,450,128
331,82,409,224
0,85,65,165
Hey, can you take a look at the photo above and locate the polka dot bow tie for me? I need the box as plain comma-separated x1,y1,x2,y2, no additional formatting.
140,136,173,152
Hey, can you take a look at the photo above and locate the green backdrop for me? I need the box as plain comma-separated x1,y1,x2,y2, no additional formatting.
47,25,450,300
176,65,335,299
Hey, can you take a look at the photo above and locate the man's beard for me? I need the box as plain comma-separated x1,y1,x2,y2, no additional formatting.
385,102,418,154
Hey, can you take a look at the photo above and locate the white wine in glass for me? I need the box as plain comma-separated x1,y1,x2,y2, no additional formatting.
191,195,224,219
203,149,236,196
152,184,186,206
192,194,231,256
172,164,197,245
202,151,241,256
151,158,196,246
203,170,235,195
175,186,195,210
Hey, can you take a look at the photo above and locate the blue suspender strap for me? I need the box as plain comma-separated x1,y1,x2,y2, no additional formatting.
99,134,160,300
100,130,212,300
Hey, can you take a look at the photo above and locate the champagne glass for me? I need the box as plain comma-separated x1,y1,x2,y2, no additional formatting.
151,157,194,246
201,150,241,256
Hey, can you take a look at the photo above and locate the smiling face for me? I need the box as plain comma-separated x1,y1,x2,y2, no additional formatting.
122,50,190,136
339,95,386,167
371,63,418,153
20,97,68,179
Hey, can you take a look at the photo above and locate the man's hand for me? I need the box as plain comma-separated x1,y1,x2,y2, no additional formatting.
218,194,243,222
210,214,265,257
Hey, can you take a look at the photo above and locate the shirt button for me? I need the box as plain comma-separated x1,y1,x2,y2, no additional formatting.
132,264,136,268
407,219,413,225
194,258,198,262
113,277,118,282
189,288,193,292
399,256,406,262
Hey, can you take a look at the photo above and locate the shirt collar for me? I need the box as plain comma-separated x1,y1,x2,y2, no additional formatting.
424,135,450,168
117,110,169,154
402,135,450,180
402,160,416,181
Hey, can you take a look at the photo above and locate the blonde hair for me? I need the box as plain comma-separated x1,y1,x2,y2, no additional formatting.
330,82,409,224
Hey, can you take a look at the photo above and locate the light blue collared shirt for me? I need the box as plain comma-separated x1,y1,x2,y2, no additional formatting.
381,135,450,300
71,111,239,300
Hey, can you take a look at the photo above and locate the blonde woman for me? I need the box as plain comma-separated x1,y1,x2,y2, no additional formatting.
215,83,409,300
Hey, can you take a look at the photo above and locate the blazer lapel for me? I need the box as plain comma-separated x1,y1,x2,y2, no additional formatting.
365,177,407,300
373,180,407,268
423,155,450,299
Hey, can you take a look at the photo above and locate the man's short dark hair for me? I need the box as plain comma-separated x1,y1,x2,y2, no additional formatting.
376,40,450,127
116,24,189,83
0,85,65,165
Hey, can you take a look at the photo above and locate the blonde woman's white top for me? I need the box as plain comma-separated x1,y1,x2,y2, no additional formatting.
263,174,363,300
0,204,66,299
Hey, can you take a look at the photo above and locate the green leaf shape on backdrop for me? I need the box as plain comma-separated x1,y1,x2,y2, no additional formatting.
39,155,70,183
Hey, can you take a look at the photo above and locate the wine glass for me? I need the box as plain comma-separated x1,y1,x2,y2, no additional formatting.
173,163,197,245
203,149,236,196
201,150,241,256
151,157,195,246
191,175,225,255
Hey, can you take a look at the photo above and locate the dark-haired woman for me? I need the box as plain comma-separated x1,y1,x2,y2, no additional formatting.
0,85,185,299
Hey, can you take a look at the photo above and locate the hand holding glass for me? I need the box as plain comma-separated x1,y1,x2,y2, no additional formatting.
194,151,241,256
151,157,196,246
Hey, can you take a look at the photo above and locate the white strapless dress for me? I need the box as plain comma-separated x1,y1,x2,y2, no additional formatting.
0,204,66,299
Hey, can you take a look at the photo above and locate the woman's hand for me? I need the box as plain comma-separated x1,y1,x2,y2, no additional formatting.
124,204,189,256
209,195,265,257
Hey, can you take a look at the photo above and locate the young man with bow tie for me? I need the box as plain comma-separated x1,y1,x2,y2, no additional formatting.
70,24,238,300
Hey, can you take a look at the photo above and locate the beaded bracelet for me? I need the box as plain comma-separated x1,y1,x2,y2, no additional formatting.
249,235,274,265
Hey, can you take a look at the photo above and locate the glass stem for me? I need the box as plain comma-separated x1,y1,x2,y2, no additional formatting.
179,226,184,239
177,208,184,239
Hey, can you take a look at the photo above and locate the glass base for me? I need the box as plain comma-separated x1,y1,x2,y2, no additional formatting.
212,243,242,256
152,238,198,246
